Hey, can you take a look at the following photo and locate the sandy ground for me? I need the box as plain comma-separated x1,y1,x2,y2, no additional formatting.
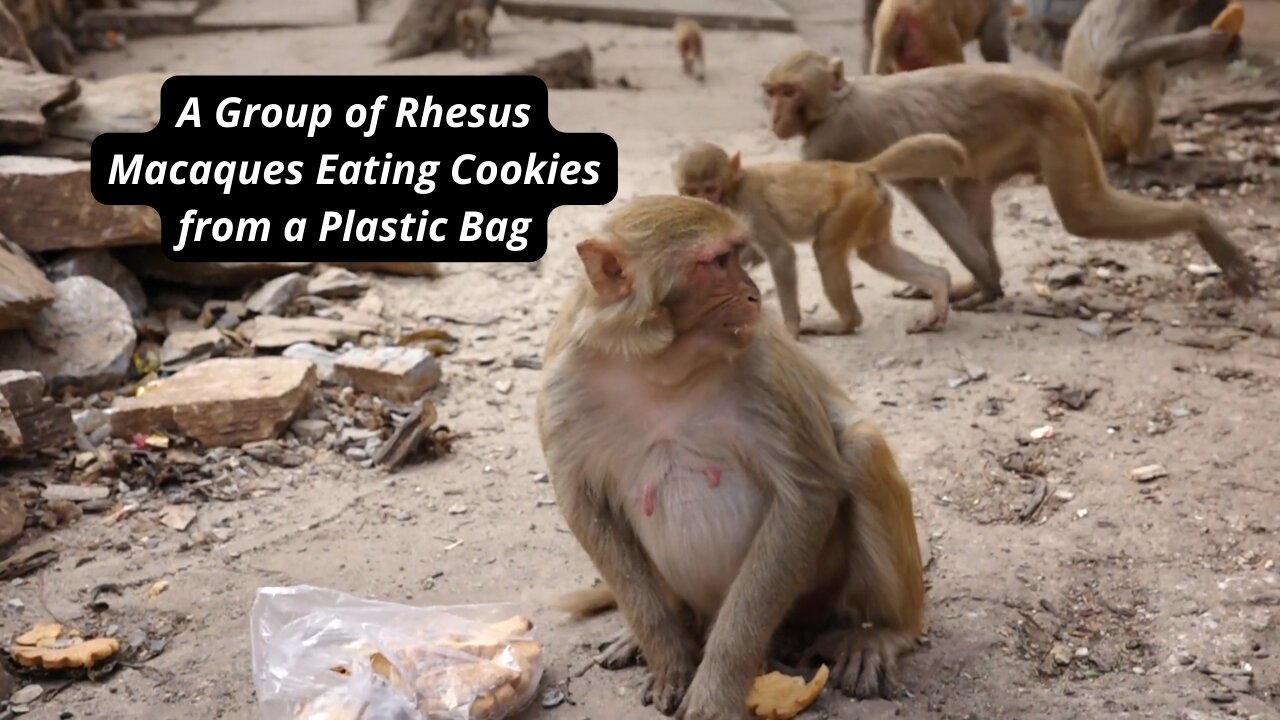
4,3,1280,719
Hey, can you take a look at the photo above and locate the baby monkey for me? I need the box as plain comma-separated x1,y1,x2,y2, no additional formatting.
455,6,492,58
674,17,706,81
674,135,968,335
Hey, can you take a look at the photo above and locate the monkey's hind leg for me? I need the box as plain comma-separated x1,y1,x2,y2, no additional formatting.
1097,77,1158,165
858,228,951,333
806,202,867,335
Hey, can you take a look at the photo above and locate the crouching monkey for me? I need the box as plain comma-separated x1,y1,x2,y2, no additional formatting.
762,50,1258,303
674,135,968,335
537,195,926,717
869,0,1012,75
674,17,706,81
1062,0,1233,165
455,6,492,58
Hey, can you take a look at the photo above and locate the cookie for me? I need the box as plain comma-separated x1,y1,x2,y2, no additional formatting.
746,665,829,720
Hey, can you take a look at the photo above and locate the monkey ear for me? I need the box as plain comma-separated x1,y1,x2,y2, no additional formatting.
729,152,742,172
828,57,845,89
576,239,633,303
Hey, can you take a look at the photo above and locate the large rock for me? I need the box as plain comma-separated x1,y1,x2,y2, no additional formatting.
160,327,227,367
0,156,159,252
0,369,73,456
0,276,136,394
334,346,441,403
0,57,77,146
0,235,54,330
0,490,24,548
46,72,164,143
110,357,317,446
245,272,307,316
47,249,147,316
118,247,311,287
0,2,38,66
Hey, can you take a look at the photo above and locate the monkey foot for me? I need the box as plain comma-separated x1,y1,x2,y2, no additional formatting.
1221,263,1259,298
891,284,930,301
643,660,695,716
801,628,915,699
595,627,643,670
950,289,1004,312
800,319,862,336
906,313,946,334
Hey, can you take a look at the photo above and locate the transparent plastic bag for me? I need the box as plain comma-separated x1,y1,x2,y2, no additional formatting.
250,585,544,720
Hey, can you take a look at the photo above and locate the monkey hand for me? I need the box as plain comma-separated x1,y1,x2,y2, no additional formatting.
1187,26,1234,55
642,651,697,716
675,671,752,720
800,627,914,700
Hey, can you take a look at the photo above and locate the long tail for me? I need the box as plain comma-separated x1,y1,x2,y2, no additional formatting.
860,133,970,182
554,586,617,619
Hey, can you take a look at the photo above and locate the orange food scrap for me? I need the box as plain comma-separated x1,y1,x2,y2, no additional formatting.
1212,2,1244,37
747,664,829,720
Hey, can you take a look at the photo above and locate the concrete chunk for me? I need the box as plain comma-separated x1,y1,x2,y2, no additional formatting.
334,346,442,403
111,357,317,447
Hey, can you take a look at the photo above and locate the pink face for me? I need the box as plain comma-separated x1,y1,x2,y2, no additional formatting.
679,181,723,204
668,236,761,349
763,82,803,139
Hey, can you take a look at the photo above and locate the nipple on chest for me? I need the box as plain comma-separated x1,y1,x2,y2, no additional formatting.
641,465,723,518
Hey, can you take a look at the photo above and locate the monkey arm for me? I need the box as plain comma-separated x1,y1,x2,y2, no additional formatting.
897,179,1002,299
1099,28,1230,78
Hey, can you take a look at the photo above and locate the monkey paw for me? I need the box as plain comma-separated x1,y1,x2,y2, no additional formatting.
906,312,946,334
642,659,695,716
801,628,914,700
891,284,930,301
801,317,862,336
675,676,751,720
595,627,643,670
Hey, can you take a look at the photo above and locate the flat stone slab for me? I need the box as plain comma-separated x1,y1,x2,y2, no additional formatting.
502,0,793,31
334,346,441,403
110,357,317,447
80,1,201,37
195,0,358,30
0,239,54,331
0,58,79,147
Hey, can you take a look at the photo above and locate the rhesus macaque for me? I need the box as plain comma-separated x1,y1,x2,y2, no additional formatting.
761,50,1258,303
869,0,1012,75
455,6,492,58
673,135,968,335
538,195,926,716
1062,0,1234,165
674,17,705,81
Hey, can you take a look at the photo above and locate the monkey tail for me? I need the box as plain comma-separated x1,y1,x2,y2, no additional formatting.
860,133,970,182
553,586,618,619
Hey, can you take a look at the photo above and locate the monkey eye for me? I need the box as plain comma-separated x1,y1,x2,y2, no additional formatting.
713,251,731,269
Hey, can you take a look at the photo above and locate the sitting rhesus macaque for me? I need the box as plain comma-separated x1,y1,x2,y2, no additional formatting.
1062,0,1234,165
674,135,968,335
455,6,492,58
538,195,927,716
869,0,1012,74
761,50,1258,304
674,17,706,81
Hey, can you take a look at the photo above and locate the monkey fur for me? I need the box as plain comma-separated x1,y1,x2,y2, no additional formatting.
673,135,969,335
1063,0,1233,165
869,0,1012,75
762,50,1258,304
455,6,492,58
674,17,706,81
538,195,926,715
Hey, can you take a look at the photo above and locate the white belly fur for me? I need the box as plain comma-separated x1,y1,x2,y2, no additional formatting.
625,439,765,618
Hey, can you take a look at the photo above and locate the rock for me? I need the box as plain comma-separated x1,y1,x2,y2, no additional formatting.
0,156,159,252
46,73,164,143
0,58,78,146
1129,464,1168,483
0,490,25,548
0,2,39,66
336,262,439,277
245,272,307,316
1174,142,1206,156
46,249,146,316
1050,642,1073,666
41,484,109,503
306,267,368,298
333,347,441,403
196,0,357,29
0,236,54,330
117,247,311,287
9,684,41,705
290,418,330,442
1187,263,1222,277
0,277,136,394
158,504,196,532
240,316,371,350
160,328,227,367
110,357,317,446
1047,263,1085,289
281,343,339,381
1076,321,1105,339
0,370,72,456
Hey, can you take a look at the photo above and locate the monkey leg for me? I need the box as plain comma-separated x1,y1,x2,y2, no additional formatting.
760,230,803,336
897,179,1001,304
556,488,700,714
1097,77,1159,165
807,218,864,336
858,232,950,333
596,626,644,669
802,420,924,699
1038,131,1258,296
977,0,1012,63
948,179,1002,311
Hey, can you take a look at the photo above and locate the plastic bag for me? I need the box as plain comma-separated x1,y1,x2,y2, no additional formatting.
250,585,544,720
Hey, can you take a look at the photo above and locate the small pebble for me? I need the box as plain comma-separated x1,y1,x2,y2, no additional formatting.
11,684,43,705
448,504,469,515
542,688,566,708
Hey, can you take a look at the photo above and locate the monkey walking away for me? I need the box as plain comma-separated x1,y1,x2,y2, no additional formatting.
869,0,1012,74
455,6,492,58
538,195,926,717
1062,0,1235,165
674,17,705,81
674,135,969,335
762,50,1258,305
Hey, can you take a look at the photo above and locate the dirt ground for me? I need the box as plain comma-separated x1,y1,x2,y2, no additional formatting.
4,3,1280,720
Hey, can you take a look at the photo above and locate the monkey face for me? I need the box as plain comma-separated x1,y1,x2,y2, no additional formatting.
677,181,724,204
763,82,804,139
667,239,761,350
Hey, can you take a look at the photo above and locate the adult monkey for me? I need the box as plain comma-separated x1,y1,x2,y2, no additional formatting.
1062,0,1234,165
538,195,926,715
762,50,1258,302
868,0,1012,75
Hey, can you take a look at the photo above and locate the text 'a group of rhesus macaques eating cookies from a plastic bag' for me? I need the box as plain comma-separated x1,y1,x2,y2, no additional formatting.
538,2,1257,720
